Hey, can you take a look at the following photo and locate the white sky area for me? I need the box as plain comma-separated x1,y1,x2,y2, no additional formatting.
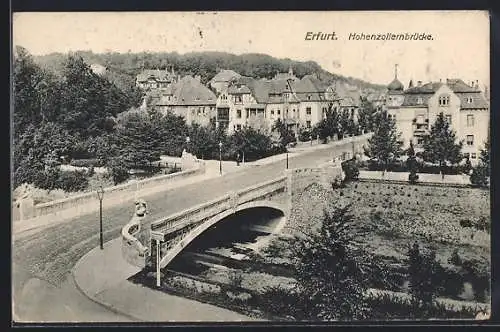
13,11,489,87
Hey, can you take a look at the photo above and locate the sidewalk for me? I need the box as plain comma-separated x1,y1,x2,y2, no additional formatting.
73,238,260,322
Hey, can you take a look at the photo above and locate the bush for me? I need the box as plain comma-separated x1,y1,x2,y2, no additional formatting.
470,165,489,188
33,166,62,191
341,159,359,182
257,285,305,319
107,158,130,185
56,170,89,192
70,158,104,168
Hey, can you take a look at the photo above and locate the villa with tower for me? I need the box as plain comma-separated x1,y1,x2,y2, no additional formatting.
385,64,489,164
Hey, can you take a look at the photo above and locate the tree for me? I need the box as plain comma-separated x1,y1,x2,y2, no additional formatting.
407,141,419,184
357,98,377,133
288,204,369,320
407,242,444,318
272,119,296,147
479,136,490,177
113,109,165,168
422,113,463,179
365,110,403,175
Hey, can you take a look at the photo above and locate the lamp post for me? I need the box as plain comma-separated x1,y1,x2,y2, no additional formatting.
185,136,190,153
286,151,289,169
96,186,104,250
310,134,313,146
219,141,223,175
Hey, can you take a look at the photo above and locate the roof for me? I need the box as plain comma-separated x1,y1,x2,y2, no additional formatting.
210,69,241,83
401,79,489,108
388,78,404,91
136,69,175,83
157,76,216,106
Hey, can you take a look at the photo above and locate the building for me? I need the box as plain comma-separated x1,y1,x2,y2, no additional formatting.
209,69,241,95
153,75,217,127
215,69,352,135
386,66,489,163
136,68,178,90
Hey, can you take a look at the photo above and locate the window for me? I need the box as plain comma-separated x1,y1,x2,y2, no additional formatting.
466,135,474,146
307,95,311,101
417,97,423,104
388,114,392,120
463,153,470,159
350,109,355,117
271,110,275,116
439,94,450,106
246,110,249,118
471,153,477,159
306,107,312,115
322,107,327,114
277,110,281,115
392,114,397,121
236,124,242,131
467,97,473,103
235,95,242,103
467,114,474,127
445,114,452,124
286,109,289,116
417,138,424,145
236,109,241,118
306,120,311,128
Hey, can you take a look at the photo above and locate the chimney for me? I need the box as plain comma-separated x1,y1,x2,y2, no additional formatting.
475,80,479,89
417,80,422,87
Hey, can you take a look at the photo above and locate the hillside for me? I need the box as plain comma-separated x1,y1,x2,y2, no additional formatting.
32,50,387,93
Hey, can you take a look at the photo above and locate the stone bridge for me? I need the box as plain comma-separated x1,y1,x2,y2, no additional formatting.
121,174,292,270
121,134,369,272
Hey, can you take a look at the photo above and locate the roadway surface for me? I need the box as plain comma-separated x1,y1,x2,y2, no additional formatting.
12,141,355,322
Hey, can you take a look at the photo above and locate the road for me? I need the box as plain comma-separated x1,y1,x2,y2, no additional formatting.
12,140,357,322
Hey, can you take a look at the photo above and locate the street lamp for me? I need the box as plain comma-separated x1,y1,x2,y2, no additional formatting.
185,136,190,153
310,134,313,146
286,151,289,169
219,141,223,175
96,186,104,250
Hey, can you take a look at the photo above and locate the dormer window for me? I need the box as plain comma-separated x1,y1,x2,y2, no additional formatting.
438,94,450,106
417,97,423,104
307,95,312,101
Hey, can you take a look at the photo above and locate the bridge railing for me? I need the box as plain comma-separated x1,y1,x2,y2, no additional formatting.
151,194,232,233
236,176,287,205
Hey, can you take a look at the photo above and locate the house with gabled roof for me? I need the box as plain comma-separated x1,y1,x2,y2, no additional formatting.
136,68,177,90
209,69,242,95
386,65,489,163
154,75,217,127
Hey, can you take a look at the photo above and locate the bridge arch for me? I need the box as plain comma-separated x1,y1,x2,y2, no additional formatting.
159,200,287,268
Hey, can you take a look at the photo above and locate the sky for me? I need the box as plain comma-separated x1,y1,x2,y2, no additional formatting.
13,11,489,87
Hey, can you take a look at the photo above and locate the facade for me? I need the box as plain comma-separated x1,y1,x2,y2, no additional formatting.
215,69,356,135
386,67,489,164
153,75,217,127
136,68,178,90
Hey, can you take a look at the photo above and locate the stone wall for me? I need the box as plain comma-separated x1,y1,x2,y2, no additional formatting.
13,160,205,223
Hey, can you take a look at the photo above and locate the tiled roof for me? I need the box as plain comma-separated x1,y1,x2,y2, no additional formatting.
136,69,175,82
157,76,216,106
405,79,477,94
210,69,241,83
458,92,489,109
402,79,488,108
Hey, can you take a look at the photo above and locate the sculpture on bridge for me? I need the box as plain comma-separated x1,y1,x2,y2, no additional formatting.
135,199,148,217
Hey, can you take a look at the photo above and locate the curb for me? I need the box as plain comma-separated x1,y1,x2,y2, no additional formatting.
72,241,144,322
